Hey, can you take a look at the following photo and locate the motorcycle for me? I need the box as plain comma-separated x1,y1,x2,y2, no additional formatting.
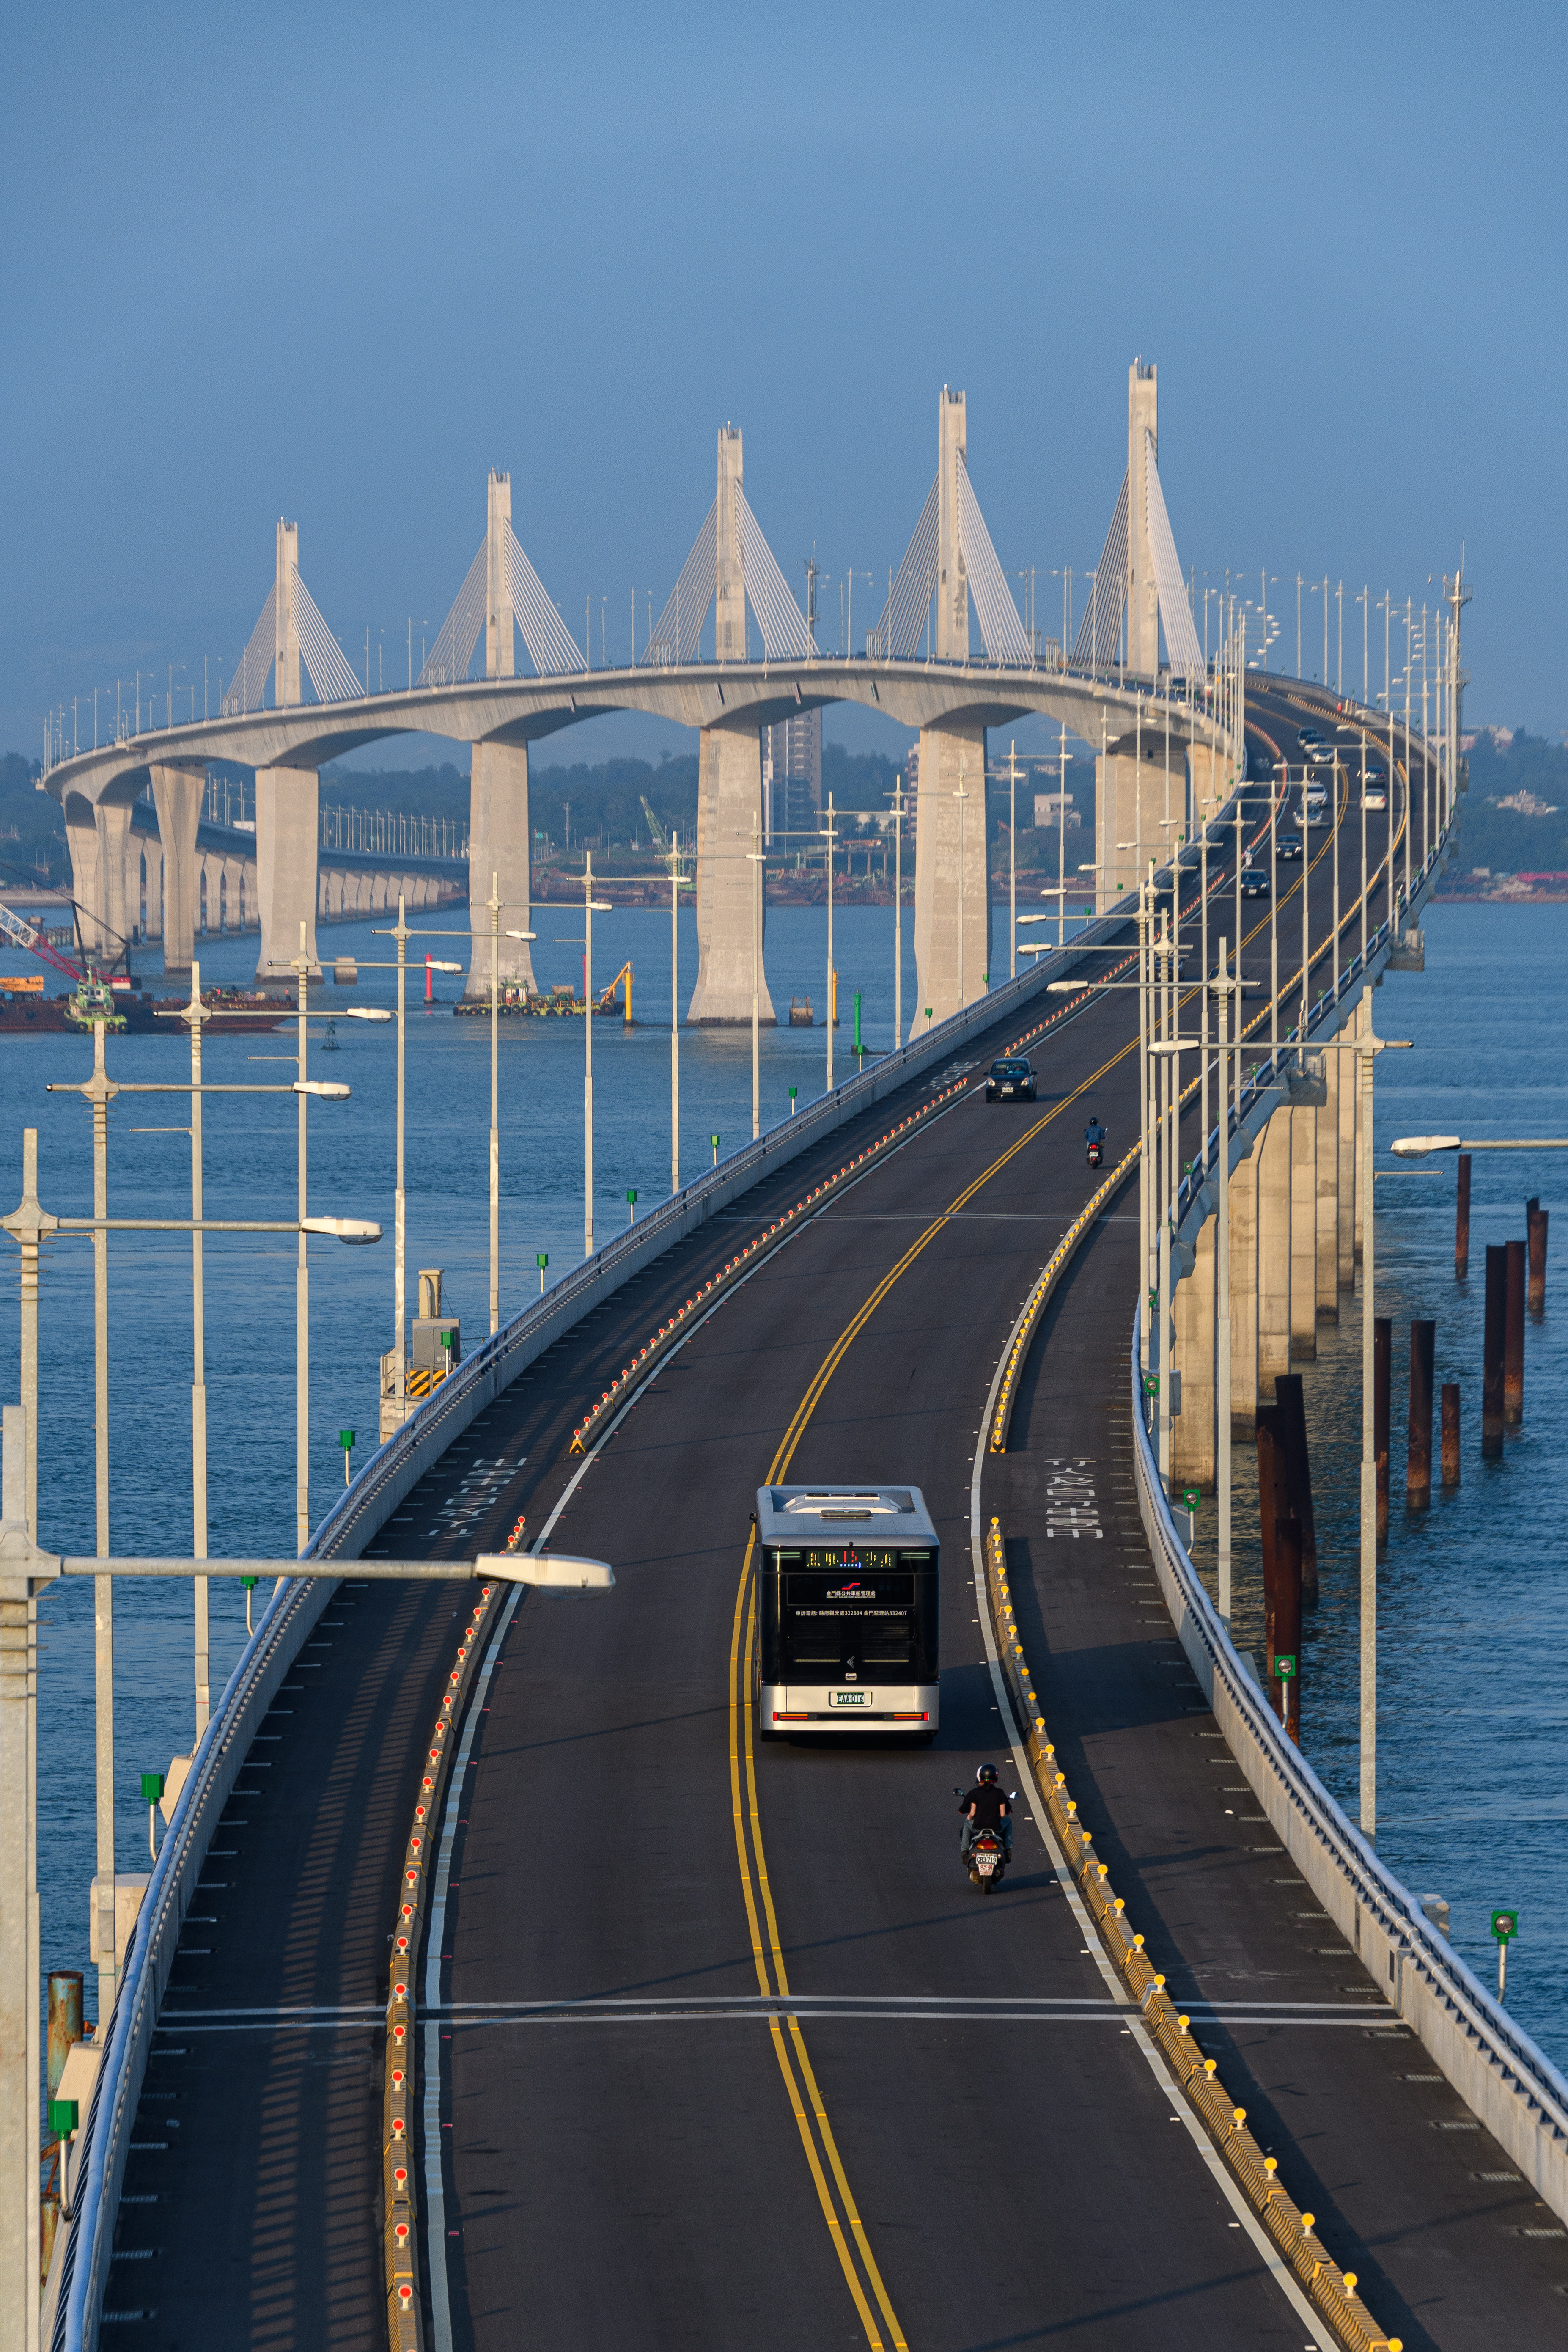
1086,1136,1105,1169
967,1826,1008,1893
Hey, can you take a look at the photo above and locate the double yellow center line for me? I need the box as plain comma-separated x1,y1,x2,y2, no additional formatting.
724,1046,1126,2348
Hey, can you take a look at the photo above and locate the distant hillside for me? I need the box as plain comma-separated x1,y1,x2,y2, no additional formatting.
0,752,69,885
1444,728,1568,880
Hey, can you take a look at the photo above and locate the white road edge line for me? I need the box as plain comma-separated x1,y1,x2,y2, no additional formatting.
967,1265,1327,2348
423,1582,524,2352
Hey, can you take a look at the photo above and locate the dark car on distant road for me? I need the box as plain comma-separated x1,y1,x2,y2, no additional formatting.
1240,867,1270,897
1277,831,1304,859
986,1056,1037,1103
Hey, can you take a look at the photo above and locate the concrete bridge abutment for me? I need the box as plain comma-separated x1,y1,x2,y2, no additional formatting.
466,740,535,999
255,766,320,985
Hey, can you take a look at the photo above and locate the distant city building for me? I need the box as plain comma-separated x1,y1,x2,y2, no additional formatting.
1495,789,1559,816
903,742,919,841
763,708,821,844
1033,792,1081,830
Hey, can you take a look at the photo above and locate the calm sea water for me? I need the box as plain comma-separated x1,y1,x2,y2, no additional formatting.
1190,902,1568,2069
10,896,1089,2019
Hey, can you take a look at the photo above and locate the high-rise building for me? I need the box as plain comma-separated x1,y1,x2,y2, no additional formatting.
763,707,822,844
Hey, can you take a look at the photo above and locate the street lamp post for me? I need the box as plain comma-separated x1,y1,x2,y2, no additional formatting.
823,795,839,1090
890,777,905,1047
749,820,765,1139
581,854,612,1257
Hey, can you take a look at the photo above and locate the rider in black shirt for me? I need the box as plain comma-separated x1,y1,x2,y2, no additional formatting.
958,1764,1013,1861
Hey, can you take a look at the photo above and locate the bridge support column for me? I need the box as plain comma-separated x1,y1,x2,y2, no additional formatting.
688,723,774,1025
94,803,132,966
910,722,990,1034
465,741,535,998
1170,1222,1216,1490
137,838,161,942
1095,744,1171,912
64,795,104,955
1337,999,1359,1290
1316,1055,1340,1321
1257,1110,1292,1387
1229,1146,1259,1434
1290,1106,1317,1361
254,766,320,985
150,762,204,972
1188,740,1225,835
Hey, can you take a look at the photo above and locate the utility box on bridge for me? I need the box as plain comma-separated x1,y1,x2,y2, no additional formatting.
411,1266,461,1373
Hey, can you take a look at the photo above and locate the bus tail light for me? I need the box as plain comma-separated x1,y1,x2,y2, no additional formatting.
773,1711,807,1722
892,1712,928,1721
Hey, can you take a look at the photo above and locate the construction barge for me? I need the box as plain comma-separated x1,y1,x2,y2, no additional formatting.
452,963,635,1021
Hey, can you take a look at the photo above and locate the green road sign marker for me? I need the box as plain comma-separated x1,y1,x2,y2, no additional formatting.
1491,1909,1518,1942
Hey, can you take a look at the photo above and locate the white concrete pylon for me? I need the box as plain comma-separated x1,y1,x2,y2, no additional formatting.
486,471,514,680
716,427,744,663
936,388,968,661
1127,363,1159,677
275,519,301,709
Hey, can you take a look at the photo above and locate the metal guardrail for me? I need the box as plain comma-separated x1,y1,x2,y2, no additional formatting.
1129,1318,1568,2220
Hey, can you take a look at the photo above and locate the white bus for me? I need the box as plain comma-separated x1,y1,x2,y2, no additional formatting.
754,1485,939,1738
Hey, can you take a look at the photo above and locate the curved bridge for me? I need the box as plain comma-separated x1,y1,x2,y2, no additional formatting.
41,368,1237,1026
44,652,1568,2352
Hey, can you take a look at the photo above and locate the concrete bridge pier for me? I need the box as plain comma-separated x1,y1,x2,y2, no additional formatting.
688,722,774,1024
1316,1055,1341,1323
465,741,535,999
1290,1107,1317,1361
255,766,321,985
1170,1219,1216,1489
1188,740,1226,836
1337,1003,1359,1290
1258,1110,1292,1388
1229,1146,1259,1434
1095,741,1174,912
150,762,205,971
911,722,991,1031
136,836,162,943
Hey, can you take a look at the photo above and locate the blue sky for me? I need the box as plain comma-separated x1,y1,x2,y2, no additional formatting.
3,0,1561,767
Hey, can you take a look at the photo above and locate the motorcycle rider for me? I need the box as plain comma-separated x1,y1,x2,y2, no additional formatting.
1084,1112,1107,1158
958,1764,1013,1864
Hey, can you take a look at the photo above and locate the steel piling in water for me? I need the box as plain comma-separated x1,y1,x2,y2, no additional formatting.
1373,1315,1391,1543
1527,1195,1549,1316
1504,1236,1526,1425
1482,1244,1507,1458
1272,1372,1319,1607
1407,1319,1435,1507
1455,1150,1471,1279
1440,1381,1461,1486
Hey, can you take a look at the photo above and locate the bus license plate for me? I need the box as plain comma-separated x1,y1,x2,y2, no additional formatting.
829,1691,869,1708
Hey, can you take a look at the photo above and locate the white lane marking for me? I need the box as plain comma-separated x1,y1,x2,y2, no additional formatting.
423,1582,524,2352
968,1281,1331,2344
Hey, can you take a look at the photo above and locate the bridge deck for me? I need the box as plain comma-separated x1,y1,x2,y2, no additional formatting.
104,693,1565,2348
